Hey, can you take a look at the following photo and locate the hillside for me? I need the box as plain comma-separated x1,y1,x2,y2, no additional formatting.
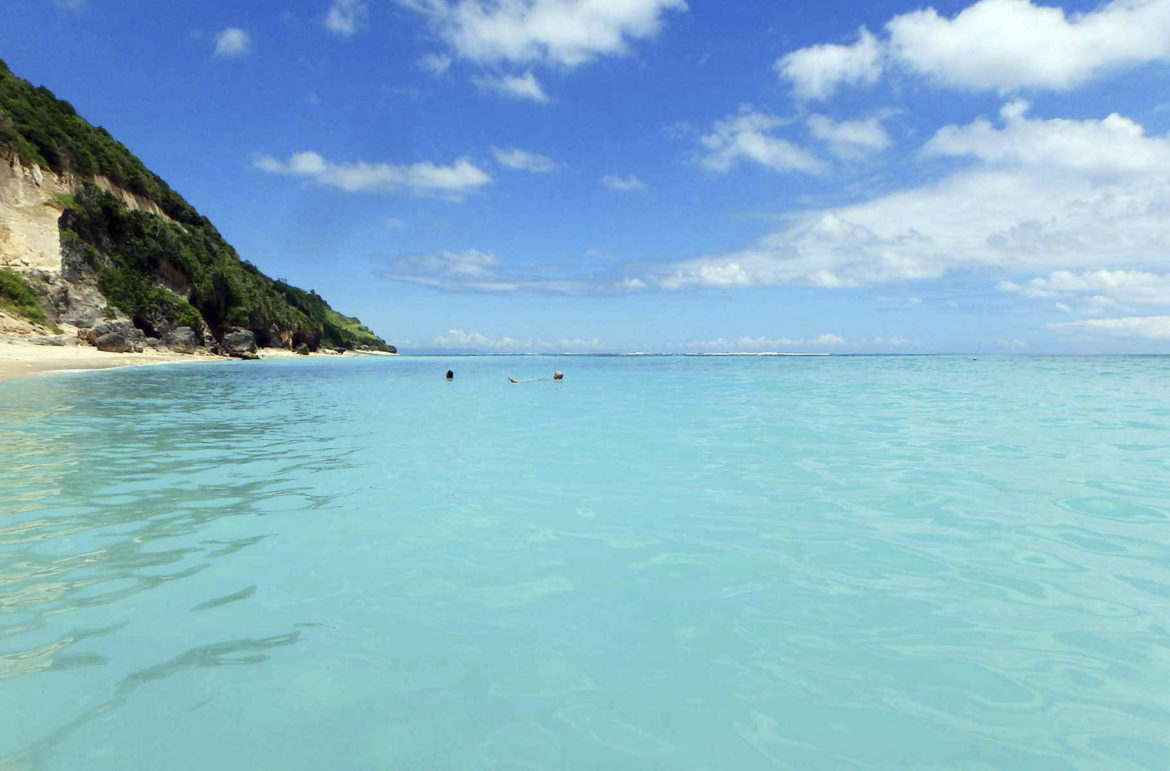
0,58,393,354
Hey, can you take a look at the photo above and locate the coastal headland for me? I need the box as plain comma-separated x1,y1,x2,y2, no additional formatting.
0,59,394,365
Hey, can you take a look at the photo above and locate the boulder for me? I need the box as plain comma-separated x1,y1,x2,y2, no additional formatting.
295,342,311,355
86,320,144,352
163,326,200,354
95,331,133,353
221,327,257,358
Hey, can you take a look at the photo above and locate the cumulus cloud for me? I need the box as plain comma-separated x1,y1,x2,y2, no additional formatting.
776,28,882,101
778,0,1170,99
647,105,1170,291
326,0,369,37
924,100,1170,175
214,28,252,58
601,174,647,191
472,71,549,102
700,107,823,174
887,0,1170,92
401,0,685,101
402,0,686,67
492,146,559,172
432,329,606,352
252,151,491,200
1049,316,1170,340
807,114,891,158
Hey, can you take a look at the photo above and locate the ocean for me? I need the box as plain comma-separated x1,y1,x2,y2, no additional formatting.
1,354,1169,769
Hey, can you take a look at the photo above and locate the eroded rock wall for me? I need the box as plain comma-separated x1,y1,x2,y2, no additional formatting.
0,155,71,272
0,154,176,275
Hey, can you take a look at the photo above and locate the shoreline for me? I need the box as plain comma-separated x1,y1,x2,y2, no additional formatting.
0,339,374,380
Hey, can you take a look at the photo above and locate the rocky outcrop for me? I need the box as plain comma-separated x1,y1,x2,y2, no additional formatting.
162,326,200,354
91,175,173,222
220,327,258,359
82,320,146,353
94,331,133,353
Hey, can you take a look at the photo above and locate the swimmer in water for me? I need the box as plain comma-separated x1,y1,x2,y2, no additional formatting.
508,371,564,383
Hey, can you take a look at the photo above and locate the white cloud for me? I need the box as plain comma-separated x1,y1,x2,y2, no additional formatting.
382,217,409,228
432,329,607,352
648,105,1170,291
778,0,1170,99
214,28,252,58
384,249,594,292
403,0,686,67
1001,270,1170,306
418,53,453,74
326,0,369,37
1049,316,1170,340
674,333,845,352
253,151,491,200
601,174,647,191
925,100,1170,175
887,0,1170,92
776,27,882,101
472,71,549,102
394,249,499,279
871,336,916,347
492,146,559,172
700,107,823,174
807,114,891,158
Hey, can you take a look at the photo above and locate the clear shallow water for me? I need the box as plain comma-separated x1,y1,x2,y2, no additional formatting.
1,355,1170,770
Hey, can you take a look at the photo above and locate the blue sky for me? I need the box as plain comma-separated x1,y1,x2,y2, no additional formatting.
5,0,1170,353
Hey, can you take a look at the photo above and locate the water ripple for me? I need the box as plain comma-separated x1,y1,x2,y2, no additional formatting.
2,355,1170,769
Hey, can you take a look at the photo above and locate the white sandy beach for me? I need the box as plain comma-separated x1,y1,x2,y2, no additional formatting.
0,339,214,379
0,339,377,380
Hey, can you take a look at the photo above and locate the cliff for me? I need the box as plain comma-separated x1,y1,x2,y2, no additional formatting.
0,58,394,355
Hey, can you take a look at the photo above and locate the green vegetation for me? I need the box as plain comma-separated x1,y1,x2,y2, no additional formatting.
50,192,78,209
1,58,392,352
63,184,391,349
0,58,203,227
0,267,52,327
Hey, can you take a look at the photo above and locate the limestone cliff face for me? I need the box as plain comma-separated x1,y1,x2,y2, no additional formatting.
0,154,71,272
0,153,168,275
0,153,182,337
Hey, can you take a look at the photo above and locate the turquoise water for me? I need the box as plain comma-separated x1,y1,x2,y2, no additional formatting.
2,355,1170,769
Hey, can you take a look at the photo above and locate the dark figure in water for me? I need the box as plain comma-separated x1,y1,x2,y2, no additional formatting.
445,370,454,380
553,371,564,380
